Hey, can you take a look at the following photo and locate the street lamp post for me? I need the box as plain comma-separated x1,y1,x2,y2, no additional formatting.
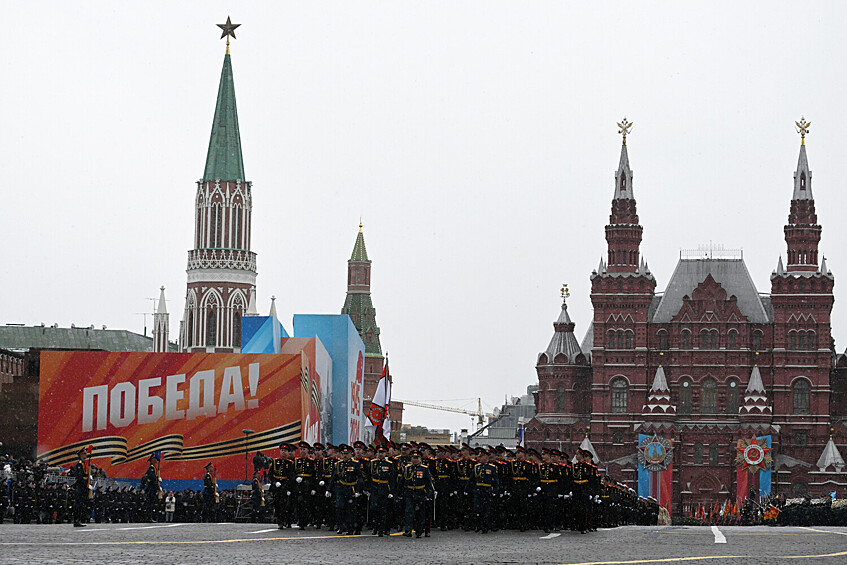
241,429,254,482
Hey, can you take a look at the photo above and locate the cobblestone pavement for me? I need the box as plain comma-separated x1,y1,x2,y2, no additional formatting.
1,524,846,565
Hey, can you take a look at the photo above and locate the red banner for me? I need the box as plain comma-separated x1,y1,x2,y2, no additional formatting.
37,351,309,481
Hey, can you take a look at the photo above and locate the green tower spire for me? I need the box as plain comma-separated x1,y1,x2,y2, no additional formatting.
203,53,245,182
350,221,369,261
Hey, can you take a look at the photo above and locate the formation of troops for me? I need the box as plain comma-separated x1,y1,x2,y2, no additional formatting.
254,440,649,536
1,442,659,533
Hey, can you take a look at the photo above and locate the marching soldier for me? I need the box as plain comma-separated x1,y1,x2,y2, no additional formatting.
538,448,562,532
328,444,363,535
433,446,456,531
292,441,316,529
314,443,335,530
454,444,475,530
269,443,294,529
367,445,395,536
465,449,498,534
401,449,434,538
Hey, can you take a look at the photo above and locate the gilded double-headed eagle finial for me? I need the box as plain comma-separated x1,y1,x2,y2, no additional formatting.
617,117,633,145
561,284,570,302
795,117,811,145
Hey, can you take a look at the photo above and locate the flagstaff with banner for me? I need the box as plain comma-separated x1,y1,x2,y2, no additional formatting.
364,359,391,444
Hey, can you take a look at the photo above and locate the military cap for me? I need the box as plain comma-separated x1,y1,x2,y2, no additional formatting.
297,441,311,449
340,444,353,453
204,462,214,469
147,452,158,461
410,450,422,457
515,446,527,454
278,442,292,451
461,443,472,451
400,443,411,449
353,440,367,449
313,442,325,450
377,445,388,453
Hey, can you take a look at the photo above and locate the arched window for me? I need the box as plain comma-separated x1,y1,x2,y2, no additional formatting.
556,387,565,412
611,379,628,414
682,330,691,350
207,309,217,347
700,330,709,349
617,330,624,349
728,330,737,349
702,379,717,414
711,330,719,349
798,332,806,350
793,379,810,414
186,311,194,348
789,330,797,350
233,312,242,348
808,331,816,350
625,330,633,349
608,330,615,349
658,330,668,350
726,380,738,415
708,443,719,466
752,330,763,351
800,172,806,191
693,443,703,465
679,380,692,415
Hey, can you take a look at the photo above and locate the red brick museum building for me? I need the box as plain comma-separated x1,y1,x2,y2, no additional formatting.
527,124,847,513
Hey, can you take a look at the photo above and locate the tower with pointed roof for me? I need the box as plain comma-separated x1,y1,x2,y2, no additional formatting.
341,223,385,402
769,123,835,467
533,294,591,421
180,39,255,352
153,286,169,353
589,123,656,433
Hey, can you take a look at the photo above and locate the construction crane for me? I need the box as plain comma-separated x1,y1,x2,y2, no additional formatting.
395,398,495,430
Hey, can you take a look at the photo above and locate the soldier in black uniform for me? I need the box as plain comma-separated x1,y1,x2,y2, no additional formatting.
250,470,265,522
466,449,498,534
269,443,294,529
393,442,411,532
71,447,90,527
202,462,217,522
538,448,562,532
510,446,533,531
292,441,316,529
367,445,395,536
433,446,456,531
401,449,434,538
454,444,475,530
141,453,161,522
313,443,334,530
328,444,363,535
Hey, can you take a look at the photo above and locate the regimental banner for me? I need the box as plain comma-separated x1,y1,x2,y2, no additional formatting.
37,351,307,481
735,435,772,507
637,433,674,515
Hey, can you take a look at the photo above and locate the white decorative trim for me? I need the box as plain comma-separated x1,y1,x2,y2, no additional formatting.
187,268,257,285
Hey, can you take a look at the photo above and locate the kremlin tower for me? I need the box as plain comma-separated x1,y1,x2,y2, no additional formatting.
180,21,256,352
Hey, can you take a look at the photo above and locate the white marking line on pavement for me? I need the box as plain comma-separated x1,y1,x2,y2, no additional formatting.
246,529,279,534
539,533,561,540
80,523,187,532
711,525,727,544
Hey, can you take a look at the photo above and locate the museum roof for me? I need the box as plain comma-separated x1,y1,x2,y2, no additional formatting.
0,325,175,352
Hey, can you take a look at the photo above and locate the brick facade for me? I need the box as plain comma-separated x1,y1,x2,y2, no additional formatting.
527,135,847,512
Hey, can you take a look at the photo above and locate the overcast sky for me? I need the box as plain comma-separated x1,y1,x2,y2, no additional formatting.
2,3,846,434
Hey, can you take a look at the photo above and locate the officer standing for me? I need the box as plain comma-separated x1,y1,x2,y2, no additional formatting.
269,443,294,529
292,441,316,529
250,469,265,522
328,444,363,535
401,449,435,538
142,453,161,522
71,447,90,527
367,445,395,536
202,462,217,522
466,450,498,534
